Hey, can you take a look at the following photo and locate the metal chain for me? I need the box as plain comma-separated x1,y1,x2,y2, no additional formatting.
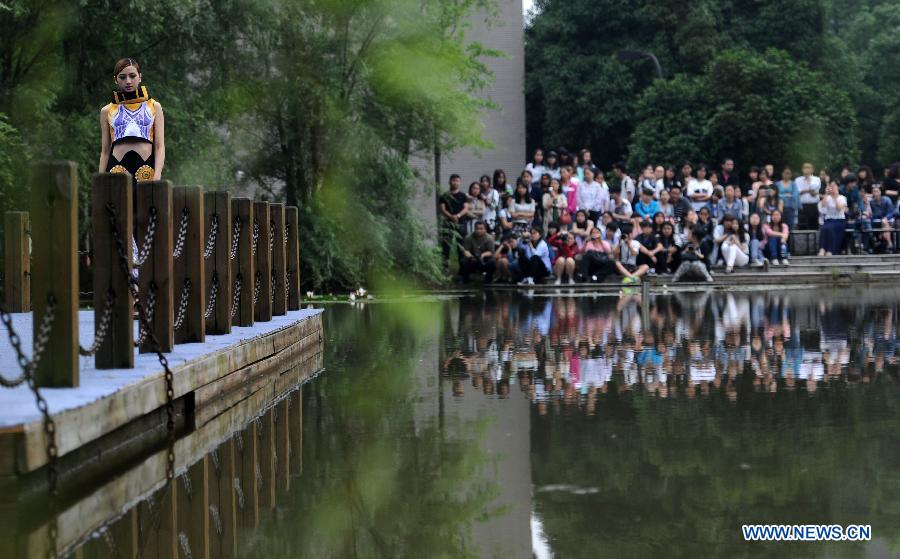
251,221,259,256
106,203,177,482
172,207,189,259
203,213,219,259
271,269,276,307
253,272,261,305
135,283,158,347
230,218,241,261
0,295,60,495
269,219,275,255
231,274,242,319
173,278,192,331
285,270,291,305
135,207,158,267
284,221,289,247
79,289,116,356
204,273,219,319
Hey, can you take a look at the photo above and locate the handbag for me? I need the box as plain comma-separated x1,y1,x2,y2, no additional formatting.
559,210,573,225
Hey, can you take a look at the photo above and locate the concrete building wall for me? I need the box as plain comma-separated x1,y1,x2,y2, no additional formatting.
411,0,526,240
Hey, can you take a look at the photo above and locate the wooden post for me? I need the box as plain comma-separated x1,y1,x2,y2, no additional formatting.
208,439,237,559
172,186,205,344
136,181,174,353
257,410,276,509
271,204,287,316
204,191,232,335
231,199,254,327
30,161,78,387
237,422,258,529
138,483,177,558
288,388,303,477
3,212,30,312
108,509,139,559
176,457,209,559
285,206,301,311
253,202,272,322
275,397,290,493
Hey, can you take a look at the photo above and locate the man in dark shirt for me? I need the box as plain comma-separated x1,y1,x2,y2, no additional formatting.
669,186,692,226
460,221,496,282
439,173,469,272
720,158,739,188
635,220,663,273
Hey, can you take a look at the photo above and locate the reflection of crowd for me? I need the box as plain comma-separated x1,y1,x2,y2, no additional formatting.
439,291,900,414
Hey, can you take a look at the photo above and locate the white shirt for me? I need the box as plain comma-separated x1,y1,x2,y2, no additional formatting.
620,175,636,202
687,179,713,211
481,188,500,226
576,181,608,213
620,239,640,266
819,195,847,220
525,163,546,185
610,198,632,219
796,175,822,204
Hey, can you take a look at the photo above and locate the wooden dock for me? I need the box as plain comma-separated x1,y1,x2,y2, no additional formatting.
0,308,323,478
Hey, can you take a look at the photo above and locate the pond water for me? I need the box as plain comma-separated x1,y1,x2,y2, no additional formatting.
13,287,900,558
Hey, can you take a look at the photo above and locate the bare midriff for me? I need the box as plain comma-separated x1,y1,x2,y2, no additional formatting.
112,138,153,160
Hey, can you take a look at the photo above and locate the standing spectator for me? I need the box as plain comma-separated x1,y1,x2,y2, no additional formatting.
777,167,801,228
664,165,678,191
609,187,633,223
639,165,656,193
577,167,607,223
614,161,636,202
757,181,783,222
669,186,692,225
508,179,536,235
818,179,847,256
560,165,580,214
764,163,776,182
763,209,790,265
720,158,739,187
545,151,560,180
858,165,875,194
493,169,510,196
675,161,693,191
459,221,496,282
542,178,569,232
465,181,485,235
746,212,766,267
718,185,743,219
579,149,599,178
526,149,546,185
748,168,773,207
479,174,500,233
518,228,552,285
439,174,469,271
796,163,822,229
687,165,713,211
521,170,541,229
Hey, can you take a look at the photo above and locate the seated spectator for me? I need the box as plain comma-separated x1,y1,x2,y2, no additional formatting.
635,220,663,274
459,221,496,282
603,219,621,247
657,221,681,274
673,226,714,282
745,212,766,266
708,190,723,223
669,185,692,225
763,209,790,265
634,188,661,220
581,227,615,282
570,209,594,249
542,178,570,232
494,232,521,283
651,211,666,235
614,223,651,283
719,215,750,274
548,229,579,285
869,185,894,252
658,189,675,220
818,179,847,256
756,181,783,223
518,228,552,285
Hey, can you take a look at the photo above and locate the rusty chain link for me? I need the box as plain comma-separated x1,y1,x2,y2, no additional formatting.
80,289,116,356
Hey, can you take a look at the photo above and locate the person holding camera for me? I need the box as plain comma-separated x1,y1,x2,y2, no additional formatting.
494,232,521,283
518,227,552,285
581,227,615,282
672,226,715,282
719,214,750,273
614,223,651,283
459,221,496,283
548,228,579,284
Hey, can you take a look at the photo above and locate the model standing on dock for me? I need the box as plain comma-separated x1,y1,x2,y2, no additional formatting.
98,58,165,183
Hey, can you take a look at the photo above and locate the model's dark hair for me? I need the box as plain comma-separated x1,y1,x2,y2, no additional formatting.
493,169,507,190
114,58,141,76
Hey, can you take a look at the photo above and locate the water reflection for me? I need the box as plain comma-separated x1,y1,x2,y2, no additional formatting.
442,289,900,412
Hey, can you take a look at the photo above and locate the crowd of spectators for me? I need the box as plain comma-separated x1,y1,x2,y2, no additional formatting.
439,148,900,285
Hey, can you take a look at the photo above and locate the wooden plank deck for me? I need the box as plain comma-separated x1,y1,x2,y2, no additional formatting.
0,308,324,475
